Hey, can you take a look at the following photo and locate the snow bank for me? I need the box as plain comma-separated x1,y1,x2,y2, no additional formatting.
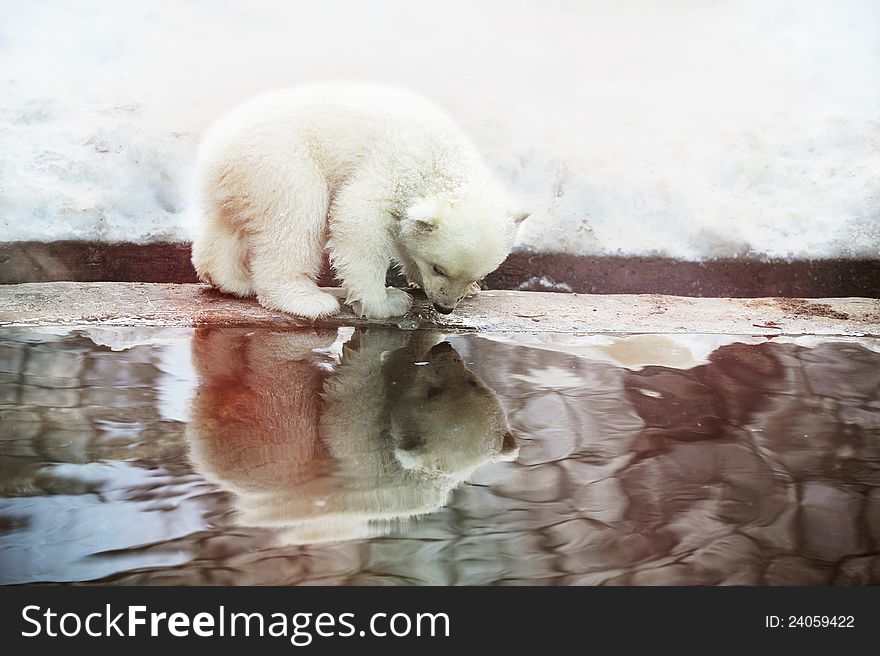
1,0,878,259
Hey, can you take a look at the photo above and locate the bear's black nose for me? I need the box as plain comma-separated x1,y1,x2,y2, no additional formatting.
433,303,454,314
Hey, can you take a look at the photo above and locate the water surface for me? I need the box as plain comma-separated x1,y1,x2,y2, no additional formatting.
1,326,878,585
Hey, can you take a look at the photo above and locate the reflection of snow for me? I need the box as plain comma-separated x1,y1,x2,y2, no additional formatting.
79,326,194,352
1,1,878,259
155,336,199,423
511,366,583,388
477,333,880,371
77,326,199,423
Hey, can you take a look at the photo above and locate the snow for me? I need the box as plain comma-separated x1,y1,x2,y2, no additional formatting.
516,276,574,293
1,0,878,260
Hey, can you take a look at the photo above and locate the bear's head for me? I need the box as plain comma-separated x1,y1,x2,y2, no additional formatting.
398,190,529,314
382,339,518,479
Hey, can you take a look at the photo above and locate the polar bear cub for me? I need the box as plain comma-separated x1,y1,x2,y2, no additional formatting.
192,82,528,319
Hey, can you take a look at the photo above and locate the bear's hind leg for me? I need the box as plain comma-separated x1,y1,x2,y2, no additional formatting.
249,170,339,319
192,221,254,297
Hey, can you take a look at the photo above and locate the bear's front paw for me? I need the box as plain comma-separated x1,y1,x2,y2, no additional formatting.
350,288,412,319
352,329,411,353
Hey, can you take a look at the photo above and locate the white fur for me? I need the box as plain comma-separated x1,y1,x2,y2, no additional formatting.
192,82,527,319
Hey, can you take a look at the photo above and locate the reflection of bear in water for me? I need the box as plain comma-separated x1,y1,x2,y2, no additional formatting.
188,328,517,544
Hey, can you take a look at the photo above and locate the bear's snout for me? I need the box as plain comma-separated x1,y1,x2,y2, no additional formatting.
433,302,454,314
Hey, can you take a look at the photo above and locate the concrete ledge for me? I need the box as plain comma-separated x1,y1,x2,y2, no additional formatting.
1,283,878,336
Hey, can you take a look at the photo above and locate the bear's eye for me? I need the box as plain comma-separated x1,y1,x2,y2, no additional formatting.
432,264,448,277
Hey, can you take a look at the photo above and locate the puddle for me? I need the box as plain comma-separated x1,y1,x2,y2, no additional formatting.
1,326,878,585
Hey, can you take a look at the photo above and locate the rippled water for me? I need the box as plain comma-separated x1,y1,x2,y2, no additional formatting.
1,326,879,585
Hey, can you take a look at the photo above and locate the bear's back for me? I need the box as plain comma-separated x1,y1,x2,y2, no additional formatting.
201,82,466,169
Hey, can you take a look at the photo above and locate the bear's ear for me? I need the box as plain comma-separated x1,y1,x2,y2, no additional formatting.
412,217,439,233
510,211,530,225
494,430,519,462
406,198,441,233
397,433,425,452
